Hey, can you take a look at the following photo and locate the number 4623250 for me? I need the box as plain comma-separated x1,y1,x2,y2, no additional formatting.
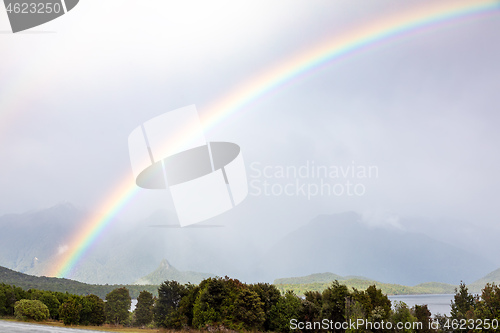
6,2,62,14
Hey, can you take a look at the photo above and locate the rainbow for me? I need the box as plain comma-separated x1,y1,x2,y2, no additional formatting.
48,0,499,278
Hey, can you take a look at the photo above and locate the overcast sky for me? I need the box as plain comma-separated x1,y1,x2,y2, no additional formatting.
1,0,499,246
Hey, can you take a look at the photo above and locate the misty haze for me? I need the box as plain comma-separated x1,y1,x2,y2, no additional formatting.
1,0,499,331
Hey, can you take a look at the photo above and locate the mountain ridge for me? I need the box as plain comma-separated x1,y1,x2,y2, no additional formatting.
469,268,500,293
260,212,494,285
134,259,214,285
0,205,496,286
0,203,175,284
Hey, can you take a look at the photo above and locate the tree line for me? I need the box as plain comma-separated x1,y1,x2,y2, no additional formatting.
1,278,500,332
0,282,117,325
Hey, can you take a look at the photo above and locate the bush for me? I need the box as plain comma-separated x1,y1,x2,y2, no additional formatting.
155,281,187,328
32,291,60,320
14,299,50,321
80,294,105,326
0,284,27,316
134,290,154,327
59,297,82,325
104,287,131,325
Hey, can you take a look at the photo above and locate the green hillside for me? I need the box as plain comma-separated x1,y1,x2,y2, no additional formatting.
274,272,370,284
413,282,459,294
0,265,158,299
274,274,457,296
134,259,213,285
469,268,500,293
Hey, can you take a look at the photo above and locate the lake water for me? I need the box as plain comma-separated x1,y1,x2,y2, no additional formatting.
388,294,454,316
131,299,137,311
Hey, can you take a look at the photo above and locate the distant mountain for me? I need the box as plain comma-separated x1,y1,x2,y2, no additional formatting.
259,212,494,285
1,205,495,287
135,259,214,285
0,203,82,275
0,265,157,299
469,268,500,293
0,203,174,284
0,203,260,284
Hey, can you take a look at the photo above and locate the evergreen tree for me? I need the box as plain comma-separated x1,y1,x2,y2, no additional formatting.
451,282,476,320
413,304,432,333
250,283,282,331
0,284,27,316
104,287,131,325
473,283,500,330
391,301,417,333
155,280,187,328
0,286,8,315
59,297,82,325
365,284,392,320
192,277,226,328
345,299,367,333
134,290,154,327
177,283,199,327
38,291,60,320
80,294,105,326
268,291,301,333
299,291,323,332
322,280,351,329
232,288,265,330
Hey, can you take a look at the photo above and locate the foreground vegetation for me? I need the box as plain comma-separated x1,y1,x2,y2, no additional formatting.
1,277,500,332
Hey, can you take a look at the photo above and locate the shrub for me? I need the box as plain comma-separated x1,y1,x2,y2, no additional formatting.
134,290,154,327
59,297,82,325
104,287,131,325
14,299,50,321
33,291,60,320
80,294,105,326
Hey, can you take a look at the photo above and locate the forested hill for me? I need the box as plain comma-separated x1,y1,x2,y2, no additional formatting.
274,272,458,296
469,268,500,293
274,272,370,284
0,265,157,298
275,279,457,296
